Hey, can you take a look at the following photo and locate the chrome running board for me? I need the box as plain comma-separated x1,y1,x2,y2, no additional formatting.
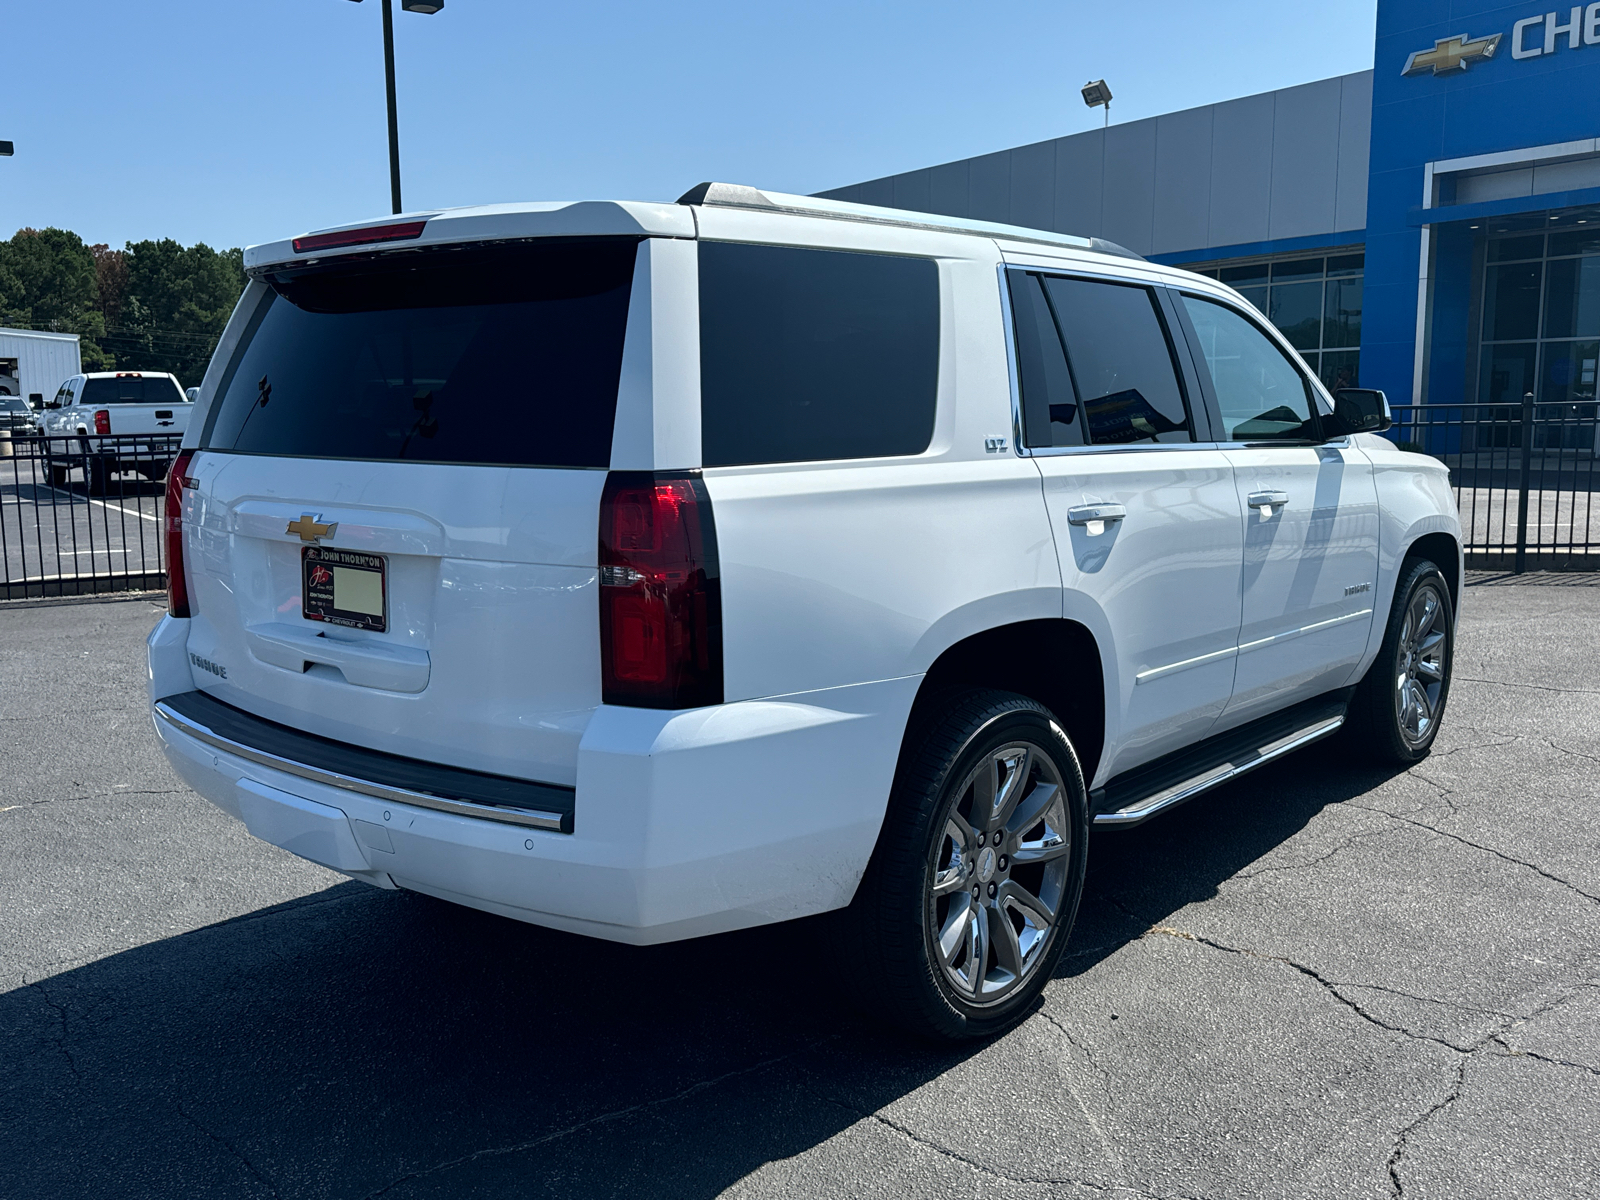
1091,694,1349,829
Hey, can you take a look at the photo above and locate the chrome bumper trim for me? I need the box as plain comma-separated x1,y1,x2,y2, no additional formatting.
154,699,567,832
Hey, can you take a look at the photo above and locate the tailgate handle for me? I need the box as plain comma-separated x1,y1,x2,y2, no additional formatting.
155,410,174,418
245,623,430,694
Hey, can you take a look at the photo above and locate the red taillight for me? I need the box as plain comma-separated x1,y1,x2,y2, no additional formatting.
598,472,723,709
93,409,110,435
291,220,428,254
165,450,196,618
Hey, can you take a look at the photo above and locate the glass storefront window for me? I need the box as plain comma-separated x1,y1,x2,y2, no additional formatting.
1186,250,1363,385
1479,211,1600,426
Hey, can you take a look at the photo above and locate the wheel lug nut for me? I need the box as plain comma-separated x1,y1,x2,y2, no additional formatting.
972,884,980,898
998,855,1008,870
976,832,985,846
987,882,997,897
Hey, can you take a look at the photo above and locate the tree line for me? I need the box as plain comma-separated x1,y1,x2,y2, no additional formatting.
0,227,246,387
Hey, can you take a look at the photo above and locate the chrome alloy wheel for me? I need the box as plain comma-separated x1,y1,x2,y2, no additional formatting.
1394,581,1448,749
926,740,1071,1007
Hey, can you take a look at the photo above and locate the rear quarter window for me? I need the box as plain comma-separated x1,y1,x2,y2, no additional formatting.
698,242,939,467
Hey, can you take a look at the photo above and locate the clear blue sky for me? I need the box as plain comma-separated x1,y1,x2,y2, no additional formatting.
3,0,1379,252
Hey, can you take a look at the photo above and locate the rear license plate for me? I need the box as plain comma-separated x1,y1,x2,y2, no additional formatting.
302,546,387,632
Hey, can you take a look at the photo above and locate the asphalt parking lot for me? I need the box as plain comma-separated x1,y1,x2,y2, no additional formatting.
3,578,1598,1200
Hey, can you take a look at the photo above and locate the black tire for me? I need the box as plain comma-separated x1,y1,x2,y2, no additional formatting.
45,459,70,488
87,455,114,497
1346,558,1455,764
851,688,1089,1041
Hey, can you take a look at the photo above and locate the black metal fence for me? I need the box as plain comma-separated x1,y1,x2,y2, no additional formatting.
0,433,181,600
1391,399,1598,571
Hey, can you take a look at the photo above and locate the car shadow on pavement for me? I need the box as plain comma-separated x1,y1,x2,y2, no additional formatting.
0,739,1400,1200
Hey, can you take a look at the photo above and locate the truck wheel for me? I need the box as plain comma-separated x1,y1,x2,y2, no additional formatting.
87,455,113,497
852,689,1088,1041
45,458,70,487
1346,559,1455,764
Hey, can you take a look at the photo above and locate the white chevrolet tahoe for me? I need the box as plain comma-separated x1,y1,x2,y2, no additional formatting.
42,371,192,492
147,185,1460,1039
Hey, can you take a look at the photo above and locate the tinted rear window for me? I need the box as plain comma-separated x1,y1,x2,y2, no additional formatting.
82,376,186,405
699,242,939,467
203,240,639,468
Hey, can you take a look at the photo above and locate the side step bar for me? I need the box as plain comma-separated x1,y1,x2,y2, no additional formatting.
1090,692,1351,829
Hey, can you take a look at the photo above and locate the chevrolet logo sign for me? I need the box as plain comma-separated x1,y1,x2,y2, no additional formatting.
286,514,338,543
1402,32,1502,76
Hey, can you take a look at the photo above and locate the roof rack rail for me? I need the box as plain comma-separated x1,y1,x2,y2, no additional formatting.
675,181,1143,261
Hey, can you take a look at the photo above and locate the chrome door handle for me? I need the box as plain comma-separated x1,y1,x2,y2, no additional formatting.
1067,503,1127,525
1247,491,1289,508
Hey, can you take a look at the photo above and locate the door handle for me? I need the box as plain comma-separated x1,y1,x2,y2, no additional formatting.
1067,503,1127,526
1247,491,1289,514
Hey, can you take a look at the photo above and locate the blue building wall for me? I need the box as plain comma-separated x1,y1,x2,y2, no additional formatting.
1367,0,1600,406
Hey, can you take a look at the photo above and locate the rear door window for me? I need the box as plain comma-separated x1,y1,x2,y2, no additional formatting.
1009,272,1084,448
1039,276,1193,445
203,239,639,468
698,242,939,467
1180,294,1317,441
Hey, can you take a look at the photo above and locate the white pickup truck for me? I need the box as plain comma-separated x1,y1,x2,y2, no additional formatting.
40,371,193,493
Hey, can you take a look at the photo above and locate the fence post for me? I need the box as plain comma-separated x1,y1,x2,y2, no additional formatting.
1514,390,1534,575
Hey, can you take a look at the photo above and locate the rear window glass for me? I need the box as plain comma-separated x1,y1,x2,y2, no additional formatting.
699,242,939,467
203,240,639,468
81,376,185,405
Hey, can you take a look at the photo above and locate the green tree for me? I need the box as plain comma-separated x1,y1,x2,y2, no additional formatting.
0,228,113,368
107,239,246,385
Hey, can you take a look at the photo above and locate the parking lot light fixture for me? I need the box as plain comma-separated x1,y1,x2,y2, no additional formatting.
0,141,13,157
1081,79,1113,128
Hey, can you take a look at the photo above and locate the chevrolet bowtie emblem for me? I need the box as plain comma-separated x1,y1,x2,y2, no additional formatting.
1402,32,1502,76
286,514,338,543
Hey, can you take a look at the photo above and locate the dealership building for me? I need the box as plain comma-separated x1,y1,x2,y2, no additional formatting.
819,0,1600,416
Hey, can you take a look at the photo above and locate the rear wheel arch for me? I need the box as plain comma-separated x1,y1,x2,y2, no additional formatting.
899,619,1107,789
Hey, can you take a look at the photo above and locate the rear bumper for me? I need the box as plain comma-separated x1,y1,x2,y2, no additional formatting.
148,615,917,944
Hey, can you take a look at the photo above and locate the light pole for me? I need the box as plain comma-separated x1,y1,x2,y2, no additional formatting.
1081,79,1112,129
346,0,443,214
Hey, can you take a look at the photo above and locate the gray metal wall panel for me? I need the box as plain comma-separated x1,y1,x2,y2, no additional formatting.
858,176,895,208
1053,130,1104,236
967,151,1012,224
1101,121,1158,255
1268,77,1342,240
892,169,934,215
928,160,971,218
1207,92,1275,248
813,70,1371,256
1009,140,1056,231
1152,107,1214,255
1334,71,1372,232
816,184,860,202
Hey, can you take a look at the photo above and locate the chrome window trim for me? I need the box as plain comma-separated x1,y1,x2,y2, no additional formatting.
154,698,568,832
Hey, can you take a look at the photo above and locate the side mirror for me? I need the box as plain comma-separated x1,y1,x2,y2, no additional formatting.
185,387,199,403
1329,388,1391,437
28,393,42,410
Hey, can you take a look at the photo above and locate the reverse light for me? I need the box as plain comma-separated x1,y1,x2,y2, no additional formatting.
93,409,110,435
291,220,428,254
164,450,196,618
598,472,723,709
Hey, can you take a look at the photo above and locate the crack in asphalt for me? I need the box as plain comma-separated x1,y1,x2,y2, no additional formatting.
356,1039,837,1199
23,974,82,1082
1231,825,1397,879
1386,1060,1467,1199
0,787,188,814
1491,1034,1600,1079
1034,1008,1129,1183
1347,802,1600,906
175,1099,283,1198
809,1088,1210,1200
1545,739,1600,767
1454,675,1600,696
